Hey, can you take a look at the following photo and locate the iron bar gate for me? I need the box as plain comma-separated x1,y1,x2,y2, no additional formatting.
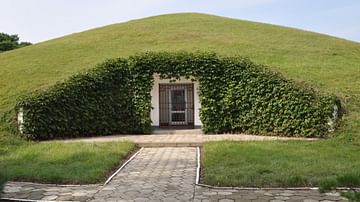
159,84,194,128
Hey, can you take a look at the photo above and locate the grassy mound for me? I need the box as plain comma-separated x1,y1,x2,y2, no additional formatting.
0,13,359,189
0,13,359,142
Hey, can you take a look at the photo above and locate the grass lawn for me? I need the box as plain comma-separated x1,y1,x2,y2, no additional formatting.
0,129,136,187
203,141,360,187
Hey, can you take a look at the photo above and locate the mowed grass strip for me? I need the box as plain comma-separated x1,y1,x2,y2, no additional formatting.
203,141,360,187
0,140,136,185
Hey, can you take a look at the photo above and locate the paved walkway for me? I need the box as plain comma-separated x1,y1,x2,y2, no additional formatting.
1,182,100,201
1,148,348,202
91,147,196,202
59,131,317,147
194,186,348,202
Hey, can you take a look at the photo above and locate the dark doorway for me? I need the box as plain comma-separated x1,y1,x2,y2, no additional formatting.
159,84,194,128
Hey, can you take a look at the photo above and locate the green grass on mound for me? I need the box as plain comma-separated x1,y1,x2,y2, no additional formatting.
0,13,359,143
203,141,360,187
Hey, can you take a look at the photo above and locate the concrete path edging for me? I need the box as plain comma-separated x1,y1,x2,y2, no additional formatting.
104,147,144,185
195,147,200,185
0,198,45,202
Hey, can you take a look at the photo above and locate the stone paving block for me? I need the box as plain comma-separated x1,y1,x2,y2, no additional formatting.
90,147,196,201
219,199,234,202
303,199,320,202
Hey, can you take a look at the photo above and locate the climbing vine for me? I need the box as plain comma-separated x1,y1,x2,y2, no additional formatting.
17,52,339,140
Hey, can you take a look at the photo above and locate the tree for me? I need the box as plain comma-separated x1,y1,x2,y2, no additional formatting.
0,32,32,52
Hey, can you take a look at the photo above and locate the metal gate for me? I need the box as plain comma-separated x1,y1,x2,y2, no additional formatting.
159,84,194,128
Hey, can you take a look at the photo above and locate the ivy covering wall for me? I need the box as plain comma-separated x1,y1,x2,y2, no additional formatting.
17,52,339,140
17,59,143,140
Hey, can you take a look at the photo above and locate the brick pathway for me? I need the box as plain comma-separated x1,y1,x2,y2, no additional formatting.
195,186,348,202
1,147,348,202
1,182,100,201
91,147,197,201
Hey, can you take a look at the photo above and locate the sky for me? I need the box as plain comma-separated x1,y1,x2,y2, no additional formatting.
1,0,360,43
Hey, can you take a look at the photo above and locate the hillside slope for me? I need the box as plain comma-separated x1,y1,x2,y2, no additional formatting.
0,13,359,142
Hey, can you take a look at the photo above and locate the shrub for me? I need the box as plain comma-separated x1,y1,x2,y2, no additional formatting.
129,52,338,137
17,58,144,140
17,52,339,140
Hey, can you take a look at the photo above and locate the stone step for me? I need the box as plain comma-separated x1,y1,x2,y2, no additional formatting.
137,142,202,147
152,128,203,135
